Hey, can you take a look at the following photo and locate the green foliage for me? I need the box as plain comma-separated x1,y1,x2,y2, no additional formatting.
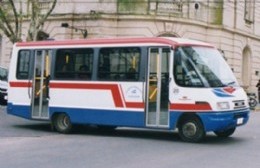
0,0,21,43
214,0,223,25
0,0,57,43
118,0,147,13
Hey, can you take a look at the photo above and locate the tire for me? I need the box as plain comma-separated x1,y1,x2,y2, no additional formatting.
53,113,72,134
0,96,7,106
98,125,117,131
249,98,257,108
178,116,205,143
214,127,236,138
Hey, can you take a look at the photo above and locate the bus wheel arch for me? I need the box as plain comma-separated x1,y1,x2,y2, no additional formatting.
52,112,72,134
177,113,205,143
214,127,236,138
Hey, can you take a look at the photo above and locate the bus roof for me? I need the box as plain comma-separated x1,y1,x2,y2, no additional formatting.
15,37,214,48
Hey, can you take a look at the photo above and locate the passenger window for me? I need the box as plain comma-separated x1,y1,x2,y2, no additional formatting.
98,47,140,81
55,49,93,80
17,50,31,79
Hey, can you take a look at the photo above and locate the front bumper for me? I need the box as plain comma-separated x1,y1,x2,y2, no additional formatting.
198,108,250,132
0,91,7,105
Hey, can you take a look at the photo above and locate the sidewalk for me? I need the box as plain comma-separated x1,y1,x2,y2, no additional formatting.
252,103,260,112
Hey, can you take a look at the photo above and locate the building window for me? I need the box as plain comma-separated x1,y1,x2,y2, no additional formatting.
242,47,251,88
154,0,183,14
26,0,53,14
39,0,52,10
244,0,255,23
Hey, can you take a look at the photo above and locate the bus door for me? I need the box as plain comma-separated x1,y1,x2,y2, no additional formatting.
146,48,171,127
31,50,51,119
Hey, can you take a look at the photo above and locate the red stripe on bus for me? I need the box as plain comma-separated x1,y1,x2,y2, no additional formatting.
10,81,145,109
9,81,125,108
9,81,32,87
16,37,178,47
125,102,145,108
170,103,212,111
49,83,124,108
15,37,214,48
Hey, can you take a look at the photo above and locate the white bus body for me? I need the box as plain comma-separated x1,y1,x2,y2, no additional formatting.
7,37,250,142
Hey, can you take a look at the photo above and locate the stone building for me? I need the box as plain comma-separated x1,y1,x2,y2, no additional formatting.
0,0,260,93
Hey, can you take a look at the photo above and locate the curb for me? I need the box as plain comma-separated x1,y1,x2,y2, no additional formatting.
251,106,260,112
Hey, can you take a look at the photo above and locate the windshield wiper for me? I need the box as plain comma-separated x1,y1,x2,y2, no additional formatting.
224,81,236,86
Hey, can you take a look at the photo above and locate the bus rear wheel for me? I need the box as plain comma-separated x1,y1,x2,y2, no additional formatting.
53,113,72,134
178,116,205,143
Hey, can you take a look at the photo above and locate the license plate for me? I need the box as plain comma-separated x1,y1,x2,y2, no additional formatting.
237,118,244,125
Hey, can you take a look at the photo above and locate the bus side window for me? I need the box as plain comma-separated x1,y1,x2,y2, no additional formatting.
55,51,71,79
78,64,90,79
17,50,31,79
98,47,140,81
126,67,136,80
98,57,110,79
175,65,185,85
174,50,184,85
55,49,93,80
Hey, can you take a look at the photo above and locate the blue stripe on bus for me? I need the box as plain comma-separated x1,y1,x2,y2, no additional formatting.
7,103,31,119
7,103,250,132
7,103,146,127
49,107,145,127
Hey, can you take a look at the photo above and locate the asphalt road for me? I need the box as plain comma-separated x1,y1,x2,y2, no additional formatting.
0,105,260,168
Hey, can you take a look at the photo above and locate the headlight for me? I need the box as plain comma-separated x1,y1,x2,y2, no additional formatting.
217,102,230,110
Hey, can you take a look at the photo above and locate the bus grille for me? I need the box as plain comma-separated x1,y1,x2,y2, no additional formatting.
233,100,246,109
0,88,7,93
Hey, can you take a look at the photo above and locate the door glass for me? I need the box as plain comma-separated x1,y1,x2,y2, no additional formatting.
146,48,170,127
160,48,170,125
32,50,51,119
147,48,159,125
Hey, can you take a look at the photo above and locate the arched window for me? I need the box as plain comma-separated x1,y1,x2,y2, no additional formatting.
242,46,252,88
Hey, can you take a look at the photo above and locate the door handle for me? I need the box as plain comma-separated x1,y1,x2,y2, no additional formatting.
45,75,50,99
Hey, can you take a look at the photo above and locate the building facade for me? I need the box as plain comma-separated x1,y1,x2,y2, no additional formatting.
1,0,260,93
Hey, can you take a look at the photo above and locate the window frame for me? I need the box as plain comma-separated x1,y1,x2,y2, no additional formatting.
54,48,94,80
244,0,255,24
16,50,32,80
97,47,141,81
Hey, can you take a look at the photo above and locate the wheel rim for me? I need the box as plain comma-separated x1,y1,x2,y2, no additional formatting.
57,115,70,130
182,122,197,137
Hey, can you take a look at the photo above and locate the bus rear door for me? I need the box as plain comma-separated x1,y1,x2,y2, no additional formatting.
146,48,171,128
31,50,51,119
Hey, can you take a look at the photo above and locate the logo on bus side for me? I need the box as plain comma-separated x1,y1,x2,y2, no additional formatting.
126,86,142,99
212,88,236,97
173,87,179,94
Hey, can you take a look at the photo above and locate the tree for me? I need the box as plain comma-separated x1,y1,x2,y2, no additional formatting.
27,0,57,41
0,0,21,43
0,0,57,43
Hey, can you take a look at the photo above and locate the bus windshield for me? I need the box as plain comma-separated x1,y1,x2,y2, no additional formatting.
173,46,238,88
0,67,8,82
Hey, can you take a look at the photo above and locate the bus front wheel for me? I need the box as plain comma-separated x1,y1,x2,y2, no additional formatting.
53,113,72,134
178,116,205,143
